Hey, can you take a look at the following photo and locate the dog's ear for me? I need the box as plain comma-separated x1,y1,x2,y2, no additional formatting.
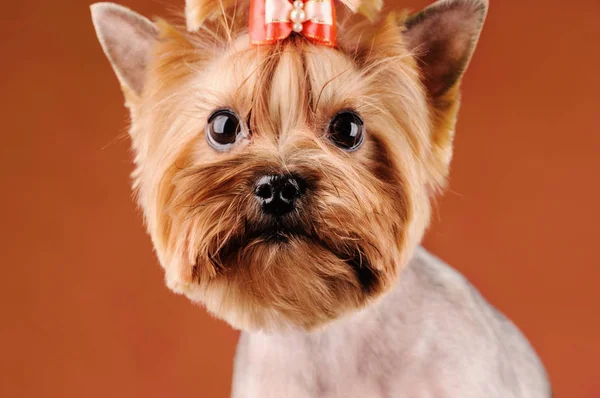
402,0,487,183
403,0,488,98
91,3,158,102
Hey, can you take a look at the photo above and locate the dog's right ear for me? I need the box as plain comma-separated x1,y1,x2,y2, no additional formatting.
91,3,158,103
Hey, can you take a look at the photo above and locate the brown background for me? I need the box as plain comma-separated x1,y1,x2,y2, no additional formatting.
1,0,598,397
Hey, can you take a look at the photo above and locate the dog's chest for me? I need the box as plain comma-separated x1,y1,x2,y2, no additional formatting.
231,307,436,398
232,328,407,398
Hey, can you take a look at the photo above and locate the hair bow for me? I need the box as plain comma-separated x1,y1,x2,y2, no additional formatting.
249,0,337,46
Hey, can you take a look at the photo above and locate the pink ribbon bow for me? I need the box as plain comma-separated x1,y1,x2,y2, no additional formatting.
249,0,337,46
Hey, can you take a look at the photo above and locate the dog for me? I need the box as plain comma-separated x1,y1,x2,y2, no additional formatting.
91,0,551,396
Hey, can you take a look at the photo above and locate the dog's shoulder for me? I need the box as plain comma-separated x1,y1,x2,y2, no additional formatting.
409,247,474,299
397,246,486,316
398,246,522,348
384,247,552,397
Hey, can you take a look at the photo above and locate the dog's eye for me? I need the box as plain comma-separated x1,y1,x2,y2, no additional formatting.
206,109,241,150
328,111,365,151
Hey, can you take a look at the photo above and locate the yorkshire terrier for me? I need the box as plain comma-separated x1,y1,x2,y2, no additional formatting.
91,0,551,396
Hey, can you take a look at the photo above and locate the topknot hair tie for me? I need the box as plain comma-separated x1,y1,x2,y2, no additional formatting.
249,0,337,46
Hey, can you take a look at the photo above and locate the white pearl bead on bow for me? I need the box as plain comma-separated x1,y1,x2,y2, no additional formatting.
290,1,306,32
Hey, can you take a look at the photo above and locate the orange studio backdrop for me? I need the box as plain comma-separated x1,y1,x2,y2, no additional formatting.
0,0,599,397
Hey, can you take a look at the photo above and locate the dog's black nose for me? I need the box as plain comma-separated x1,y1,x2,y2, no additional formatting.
254,174,304,216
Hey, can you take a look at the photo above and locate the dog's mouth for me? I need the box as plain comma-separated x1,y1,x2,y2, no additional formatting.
244,213,311,244
258,224,305,243
205,217,380,292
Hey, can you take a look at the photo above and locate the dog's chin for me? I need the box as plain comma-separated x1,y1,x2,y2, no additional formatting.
186,224,384,332
218,224,379,290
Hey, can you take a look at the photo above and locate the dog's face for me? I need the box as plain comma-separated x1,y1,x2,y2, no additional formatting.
92,0,487,331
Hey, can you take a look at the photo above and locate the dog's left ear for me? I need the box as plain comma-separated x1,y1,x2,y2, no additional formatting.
402,0,487,181
403,0,488,98
91,3,159,104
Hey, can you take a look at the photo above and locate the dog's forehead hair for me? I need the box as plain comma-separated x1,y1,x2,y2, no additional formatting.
218,38,366,141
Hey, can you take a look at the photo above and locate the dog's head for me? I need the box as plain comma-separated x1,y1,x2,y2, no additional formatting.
91,0,487,331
